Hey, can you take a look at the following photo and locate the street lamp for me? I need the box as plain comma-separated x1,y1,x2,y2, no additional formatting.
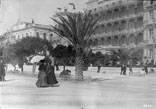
68,3,76,10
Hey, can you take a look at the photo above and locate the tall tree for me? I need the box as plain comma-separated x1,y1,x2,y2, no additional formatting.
7,36,53,72
52,45,75,71
51,12,100,80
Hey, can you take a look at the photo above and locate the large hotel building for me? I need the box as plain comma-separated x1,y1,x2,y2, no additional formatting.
1,19,68,47
86,0,156,61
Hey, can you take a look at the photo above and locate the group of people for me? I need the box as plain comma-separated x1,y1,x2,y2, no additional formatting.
36,58,59,87
120,64,131,75
0,59,6,82
120,63,155,76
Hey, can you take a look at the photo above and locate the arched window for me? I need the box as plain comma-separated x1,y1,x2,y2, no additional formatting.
43,33,46,40
36,32,39,37
50,34,53,42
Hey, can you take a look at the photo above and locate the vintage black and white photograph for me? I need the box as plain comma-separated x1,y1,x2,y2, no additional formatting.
0,0,156,109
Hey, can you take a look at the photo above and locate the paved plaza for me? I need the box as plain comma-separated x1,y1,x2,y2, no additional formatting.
0,66,156,109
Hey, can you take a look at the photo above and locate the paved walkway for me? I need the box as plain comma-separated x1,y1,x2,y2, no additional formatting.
0,70,156,109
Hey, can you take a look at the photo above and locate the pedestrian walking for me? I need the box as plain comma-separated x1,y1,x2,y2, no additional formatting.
97,61,101,73
120,64,124,75
129,66,133,75
0,59,6,82
144,64,148,74
123,64,127,75
46,59,59,87
36,60,48,87
55,62,59,71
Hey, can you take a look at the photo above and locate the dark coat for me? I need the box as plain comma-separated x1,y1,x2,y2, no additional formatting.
0,62,5,76
36,63,48,87
47,65,58,85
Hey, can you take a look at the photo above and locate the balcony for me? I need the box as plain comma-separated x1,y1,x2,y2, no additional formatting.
153,18,156,23
136,12,144,17
122,15,128,19
144,19,153,25
153,38,156,44
144,39,155,45
148,19,154,24
120,29,128,35
107,18,113,22
144,1,156,8
129,28,136,33
114,31,119,35
148,19,153,25
148,40,154,44
108,31,112,36
136,27,143,32
143,20,148,25
128,13,136,18
144,2,150,8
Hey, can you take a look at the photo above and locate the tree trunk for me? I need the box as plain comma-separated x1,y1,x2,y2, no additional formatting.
75,55,84,81
13,65,16,72
21,64,23,73
63,65,66,71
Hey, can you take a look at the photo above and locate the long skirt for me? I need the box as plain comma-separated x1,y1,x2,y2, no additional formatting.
36,71,48,87
47,70,58,85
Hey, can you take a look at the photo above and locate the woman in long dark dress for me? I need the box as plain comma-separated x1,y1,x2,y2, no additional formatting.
47,60,59,87
36,60,48,87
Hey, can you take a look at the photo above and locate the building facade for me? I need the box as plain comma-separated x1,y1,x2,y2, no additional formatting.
3,19,67,47
86,0,156,62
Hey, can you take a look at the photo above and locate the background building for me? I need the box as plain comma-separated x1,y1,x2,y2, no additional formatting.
2,19,68,47
86,0,156,62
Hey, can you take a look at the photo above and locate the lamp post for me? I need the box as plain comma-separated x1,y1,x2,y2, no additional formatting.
68,3,76,10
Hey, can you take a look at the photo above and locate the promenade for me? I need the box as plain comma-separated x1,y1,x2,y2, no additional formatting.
0,65,156,109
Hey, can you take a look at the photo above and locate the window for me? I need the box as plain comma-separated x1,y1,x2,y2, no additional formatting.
18,35,20,40
150,0,154,4
43,33,46,40
50,34,53,42
149,29,153,39
135,8,138,15
36,32,39,37
150,49,154,59
149,10,154,19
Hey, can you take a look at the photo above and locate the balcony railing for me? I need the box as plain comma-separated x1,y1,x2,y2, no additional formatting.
136,12,144,17
108,31,112,36
129,13,136,18
129,28,136,33
144,39,156,45
136,27,143,32
120,29,128,34
153,18,156,23
148,19,153,24
143,20,148,25
153,39,156,43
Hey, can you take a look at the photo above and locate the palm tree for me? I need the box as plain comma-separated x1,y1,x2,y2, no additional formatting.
51,12,100,80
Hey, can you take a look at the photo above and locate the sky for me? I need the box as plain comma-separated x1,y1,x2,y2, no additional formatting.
0,0,88,35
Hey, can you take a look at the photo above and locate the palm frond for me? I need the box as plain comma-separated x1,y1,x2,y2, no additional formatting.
51,11,100,49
